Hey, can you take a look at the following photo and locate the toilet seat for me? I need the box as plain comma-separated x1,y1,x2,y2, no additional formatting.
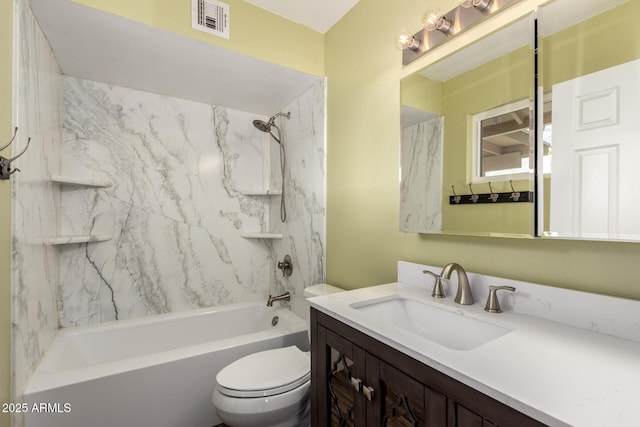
216,346,310,398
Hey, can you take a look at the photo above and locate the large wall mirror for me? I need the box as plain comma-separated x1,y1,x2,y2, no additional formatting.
400,12,535,237
537,0,640,241
400,0,640,242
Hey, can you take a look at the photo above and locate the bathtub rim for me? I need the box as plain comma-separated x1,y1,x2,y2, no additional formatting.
25,302,307,395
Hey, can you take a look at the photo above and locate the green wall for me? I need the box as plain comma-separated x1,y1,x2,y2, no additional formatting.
0,0,12,422
325,0,640,301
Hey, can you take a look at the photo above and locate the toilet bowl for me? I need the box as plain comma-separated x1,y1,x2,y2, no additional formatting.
212,284,343,427
212,346,311,427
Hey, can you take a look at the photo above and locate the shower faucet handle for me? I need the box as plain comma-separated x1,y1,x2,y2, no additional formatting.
277,255,293,277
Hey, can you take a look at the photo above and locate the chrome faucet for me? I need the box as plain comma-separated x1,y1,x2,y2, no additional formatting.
441,263,473,305
266,291,290,307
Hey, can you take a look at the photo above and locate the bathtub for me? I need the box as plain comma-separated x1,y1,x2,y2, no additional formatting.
23,302,309,427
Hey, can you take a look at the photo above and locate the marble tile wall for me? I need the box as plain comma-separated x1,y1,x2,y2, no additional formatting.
11,0,63,416
399,116,443,233
60,77,326,326
268,82,326,319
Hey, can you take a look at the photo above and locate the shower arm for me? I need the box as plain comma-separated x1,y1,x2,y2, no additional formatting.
268,112,291,125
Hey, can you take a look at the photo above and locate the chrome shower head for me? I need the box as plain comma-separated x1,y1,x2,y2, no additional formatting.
252,119,272,133
253,112,291,133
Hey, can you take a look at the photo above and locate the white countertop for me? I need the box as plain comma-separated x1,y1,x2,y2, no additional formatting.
309,268,640,427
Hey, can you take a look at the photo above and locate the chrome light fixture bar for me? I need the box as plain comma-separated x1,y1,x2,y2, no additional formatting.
396,0,521,65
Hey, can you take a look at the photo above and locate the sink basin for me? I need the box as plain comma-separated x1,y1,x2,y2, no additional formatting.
350,297,511,350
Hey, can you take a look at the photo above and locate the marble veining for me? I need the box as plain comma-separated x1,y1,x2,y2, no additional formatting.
399,116,443,233
60,77,325,326
268,82,326,320
11,0,63,420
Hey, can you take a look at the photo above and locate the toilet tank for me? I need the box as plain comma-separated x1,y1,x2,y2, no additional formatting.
301,284,344,328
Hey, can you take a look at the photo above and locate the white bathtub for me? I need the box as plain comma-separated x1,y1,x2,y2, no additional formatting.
24,302,309,427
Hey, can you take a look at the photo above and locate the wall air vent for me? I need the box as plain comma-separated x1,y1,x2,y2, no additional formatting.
192,0,229,39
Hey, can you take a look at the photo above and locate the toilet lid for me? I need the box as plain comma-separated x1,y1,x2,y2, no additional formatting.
216,346,310,398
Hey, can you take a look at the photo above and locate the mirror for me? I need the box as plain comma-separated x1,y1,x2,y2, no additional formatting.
537,0,640,241
400,13,535,237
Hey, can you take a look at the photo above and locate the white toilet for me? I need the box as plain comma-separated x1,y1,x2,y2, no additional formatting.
212,284,343,427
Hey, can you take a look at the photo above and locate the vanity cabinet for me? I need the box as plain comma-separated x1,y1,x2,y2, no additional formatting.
310,308,545,427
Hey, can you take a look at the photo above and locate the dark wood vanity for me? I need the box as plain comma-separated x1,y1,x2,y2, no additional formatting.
310,308,546,427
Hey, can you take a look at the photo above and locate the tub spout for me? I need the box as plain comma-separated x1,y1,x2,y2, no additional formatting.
267,291,291,307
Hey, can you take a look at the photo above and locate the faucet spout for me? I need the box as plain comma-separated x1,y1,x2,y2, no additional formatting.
441,263,474,305
266,291,291,307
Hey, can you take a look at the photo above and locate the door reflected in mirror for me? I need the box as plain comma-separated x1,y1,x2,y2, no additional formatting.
538,0,640,241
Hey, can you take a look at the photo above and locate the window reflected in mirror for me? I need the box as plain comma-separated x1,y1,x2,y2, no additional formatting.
474,100,532,182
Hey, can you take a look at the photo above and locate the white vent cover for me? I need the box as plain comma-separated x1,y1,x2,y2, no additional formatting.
192,0,229,39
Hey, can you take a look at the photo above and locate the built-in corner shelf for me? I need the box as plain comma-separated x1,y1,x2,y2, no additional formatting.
240,190,281,196
239,232,283,239
51,175,112,188
45,234,112,245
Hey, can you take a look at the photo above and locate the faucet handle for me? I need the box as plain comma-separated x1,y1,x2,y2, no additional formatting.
484,286,516,313
423,270,446,298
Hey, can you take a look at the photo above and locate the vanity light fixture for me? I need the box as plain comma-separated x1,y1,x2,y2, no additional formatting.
396,0,520,65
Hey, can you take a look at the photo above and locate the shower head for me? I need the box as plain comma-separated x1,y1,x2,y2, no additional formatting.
252,119,272,133
252,112,291,144
253,112,291,132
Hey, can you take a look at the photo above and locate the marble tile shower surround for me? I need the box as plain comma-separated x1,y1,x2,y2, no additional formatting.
11,0,63,416
60,77,326,327
399,117,443,233
268,82,326,319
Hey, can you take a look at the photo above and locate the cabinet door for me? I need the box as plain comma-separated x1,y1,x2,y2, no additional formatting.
312,323,367,427
376,361,447,427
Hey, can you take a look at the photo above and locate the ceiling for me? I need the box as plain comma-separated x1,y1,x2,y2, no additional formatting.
243,0,360,33
29,0,323,115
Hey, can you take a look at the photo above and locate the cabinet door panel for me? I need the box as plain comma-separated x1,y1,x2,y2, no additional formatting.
323,329,367,427
456,405,483,427
379,362,447,426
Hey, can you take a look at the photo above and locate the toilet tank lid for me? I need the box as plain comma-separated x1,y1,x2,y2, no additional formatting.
303,284,344,298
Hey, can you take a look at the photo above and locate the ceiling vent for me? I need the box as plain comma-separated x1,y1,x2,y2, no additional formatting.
192,0,229,39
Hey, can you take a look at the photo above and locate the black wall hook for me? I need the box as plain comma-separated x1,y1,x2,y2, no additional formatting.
1,128,32,180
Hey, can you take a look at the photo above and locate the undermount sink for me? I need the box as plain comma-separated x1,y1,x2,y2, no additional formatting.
350,296,512,351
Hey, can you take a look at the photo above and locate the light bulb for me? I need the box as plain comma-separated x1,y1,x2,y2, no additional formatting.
422,6,443,31
472,0,492,11
458,0,473,8
394,28,420,51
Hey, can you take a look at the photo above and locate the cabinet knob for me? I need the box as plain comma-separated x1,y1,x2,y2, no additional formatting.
350,376,362,392
362,385,375,402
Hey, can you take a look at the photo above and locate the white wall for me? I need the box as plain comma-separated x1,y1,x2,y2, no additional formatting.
58,77,326,326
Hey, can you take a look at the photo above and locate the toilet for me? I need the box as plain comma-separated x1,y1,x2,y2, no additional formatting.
212,284,344,427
